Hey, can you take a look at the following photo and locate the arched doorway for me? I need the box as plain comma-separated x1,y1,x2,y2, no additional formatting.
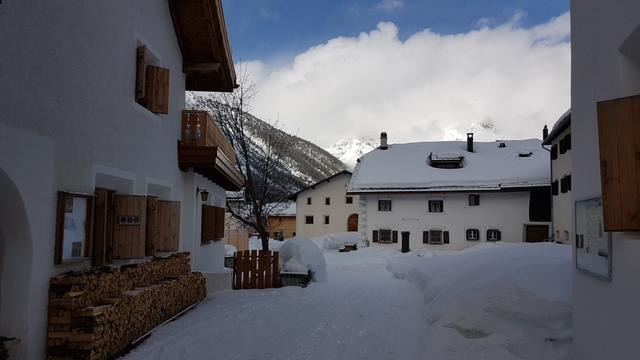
0,168,33,359
347,214,358,232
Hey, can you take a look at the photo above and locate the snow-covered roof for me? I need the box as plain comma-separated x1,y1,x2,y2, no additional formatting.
348,139,549,193
543,109,571,145
268,202,297,217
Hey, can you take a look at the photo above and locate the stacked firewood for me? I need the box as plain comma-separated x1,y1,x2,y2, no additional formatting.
47,253,205,360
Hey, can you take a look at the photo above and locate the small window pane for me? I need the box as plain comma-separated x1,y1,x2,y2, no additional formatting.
346,196,353,204
466,229,479,241
325,197,331,205
324,215,330,224
378,200,392,211
487,229,501,242
428,200,443,213
468,194,479,206
429,229,443,244
307,197,312,205
305,216,314,224
379,229,392,243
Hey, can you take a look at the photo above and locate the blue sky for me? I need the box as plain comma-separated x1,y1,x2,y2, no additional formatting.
223,0,569,63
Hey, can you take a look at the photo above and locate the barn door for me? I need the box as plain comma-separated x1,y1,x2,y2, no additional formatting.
525,225,549,243
112,195,147,259
347,214,358,232
156,200,180,252
93,188,115,265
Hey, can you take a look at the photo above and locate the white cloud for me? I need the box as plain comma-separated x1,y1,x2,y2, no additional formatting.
241,12,571,147
375,0,404,11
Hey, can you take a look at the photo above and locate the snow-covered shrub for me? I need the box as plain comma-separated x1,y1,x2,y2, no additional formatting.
311,232,359,251
278,238,327,282
248,236,284,251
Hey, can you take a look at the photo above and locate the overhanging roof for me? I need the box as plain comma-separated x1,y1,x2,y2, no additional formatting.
178,142,245,191
169,0,237,92
543,109,571,145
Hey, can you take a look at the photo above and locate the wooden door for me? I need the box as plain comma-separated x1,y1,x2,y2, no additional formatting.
525,225,549,243
112,195,147,259
93,188,115,265
347,214,358,232
157,201,180,252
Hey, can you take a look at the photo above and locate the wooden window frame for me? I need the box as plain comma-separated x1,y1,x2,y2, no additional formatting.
466,228,480,241
305,215,314,224
378,199,392,212
54,191,95,265
429,229,443,244
428,200,444,213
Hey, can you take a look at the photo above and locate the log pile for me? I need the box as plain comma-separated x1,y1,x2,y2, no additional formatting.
47,253,205,360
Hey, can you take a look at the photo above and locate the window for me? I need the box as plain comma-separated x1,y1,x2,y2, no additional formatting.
307,197,312,205
135,46,169,114
466,228,480,241
378,199,392,211
428,200,443,213
468,194,480,206
379,229,392,244
293,232,296,236
325,197,331,205
559,134,571,154
324,215,330,224
429,229,442,244
54,192,94,264
550,144,558,160
487,229,502,242
561,174,572,193
346,196,353,204
529,188,552,222
552,180,559,196
305,215,314,224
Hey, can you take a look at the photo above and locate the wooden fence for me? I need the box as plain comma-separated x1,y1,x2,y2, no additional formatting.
233,250,280,289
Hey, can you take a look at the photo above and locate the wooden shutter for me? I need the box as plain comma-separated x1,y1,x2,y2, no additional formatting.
214,206,225,239
92,188,115,266
552,180,559,196
202,205,217,242
598,95,640,231
112,195,147,259
157,200,180,251
392,230,398,243
145,196,158,256
135,46,146,102
145,65,169,114
372,230,379,243
443,231,450,244
497,230,502,241
422,231,429,244
551,144,558,160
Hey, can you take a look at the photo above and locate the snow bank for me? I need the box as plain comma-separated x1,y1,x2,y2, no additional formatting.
310,232,359,251
278,238,327,282
248,236,284,251
387,243,573,360
224,245,236,257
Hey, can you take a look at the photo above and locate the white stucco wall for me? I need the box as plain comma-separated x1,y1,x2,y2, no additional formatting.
360,191,550,250
295,173,360,237
571,1,640,359
550,127,573,244
0,1,228,357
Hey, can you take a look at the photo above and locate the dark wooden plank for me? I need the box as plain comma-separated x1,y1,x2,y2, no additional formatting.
257,250,266,289
272,252,280,288
242,250,251,289
249,250,258,289
264,251,273,289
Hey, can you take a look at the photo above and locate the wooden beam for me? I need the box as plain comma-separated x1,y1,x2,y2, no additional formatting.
183,62,222,73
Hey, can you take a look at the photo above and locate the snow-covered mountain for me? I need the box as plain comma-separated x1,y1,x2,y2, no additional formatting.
326,138,377,169
187,93,346,198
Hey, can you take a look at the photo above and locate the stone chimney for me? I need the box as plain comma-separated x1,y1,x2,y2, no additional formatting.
543,125,549,140
467,133,474,152
380,132,388,150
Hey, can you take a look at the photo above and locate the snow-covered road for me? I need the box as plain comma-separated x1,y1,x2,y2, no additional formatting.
123,242,573,360
123,248,428,360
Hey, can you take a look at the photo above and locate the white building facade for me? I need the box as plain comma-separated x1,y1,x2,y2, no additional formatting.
543,111,572,244
0,1,241,358
571,2,640,359
348,135,552,250
291,171,360,238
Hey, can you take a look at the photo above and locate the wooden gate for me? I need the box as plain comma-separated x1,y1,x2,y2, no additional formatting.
348,214,358,232
233,250,280,289
525,225,549,243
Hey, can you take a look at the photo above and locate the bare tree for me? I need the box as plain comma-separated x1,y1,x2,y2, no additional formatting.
188,71,295,251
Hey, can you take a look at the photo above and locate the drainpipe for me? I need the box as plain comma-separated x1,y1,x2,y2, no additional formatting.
541,128,554,242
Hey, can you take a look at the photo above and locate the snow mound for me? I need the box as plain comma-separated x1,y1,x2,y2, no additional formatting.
248,236,284,251
310,232,359,251
387,243,573,360
224,245,237,256
278,238,327,282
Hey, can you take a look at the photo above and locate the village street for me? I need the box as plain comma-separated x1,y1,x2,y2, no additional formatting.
124,241,573,360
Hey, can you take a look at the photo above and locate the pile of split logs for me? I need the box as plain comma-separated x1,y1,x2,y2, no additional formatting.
47,252,205,360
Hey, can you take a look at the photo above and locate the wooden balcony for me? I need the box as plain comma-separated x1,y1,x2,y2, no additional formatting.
178,110,244,191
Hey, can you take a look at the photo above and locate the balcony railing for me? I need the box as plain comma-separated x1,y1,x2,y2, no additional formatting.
178,110,244,191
